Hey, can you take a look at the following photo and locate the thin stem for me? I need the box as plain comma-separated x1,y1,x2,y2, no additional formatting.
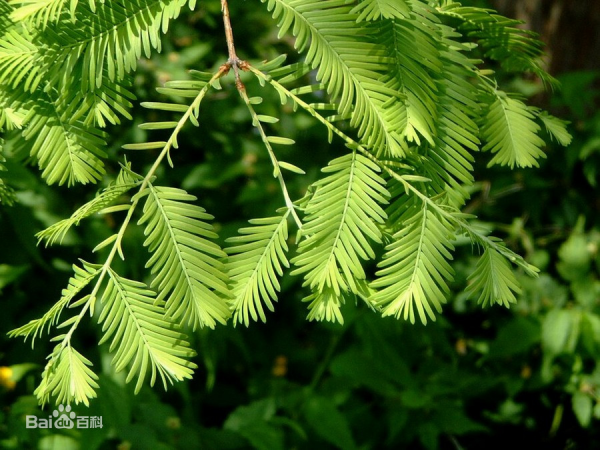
221,0,245,88
238,86,303,230
218,13,299,226
221,0,236,60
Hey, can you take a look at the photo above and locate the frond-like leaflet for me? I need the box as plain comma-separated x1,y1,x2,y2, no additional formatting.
438,2,557,88
42,0,190,93
57,76,136,128
14,88,108,186
292,150,389,322
0,110,24,132
370,194,456,324
379,2,442,147
538,111,572,147
415,22,480,204
8,261,101,344
0,85,28,131
466,247,521,307
225,210,290,326
98,268,197,393
303,286,345,324
303,279,373,324
480,90,546,168
137,185,232,330
34,343,99,406
36,164,143,246
0,27,42,92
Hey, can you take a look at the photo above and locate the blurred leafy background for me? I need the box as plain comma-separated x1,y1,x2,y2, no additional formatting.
1,0,600,448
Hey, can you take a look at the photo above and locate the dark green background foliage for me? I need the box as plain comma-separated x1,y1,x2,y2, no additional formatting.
1,0,600,448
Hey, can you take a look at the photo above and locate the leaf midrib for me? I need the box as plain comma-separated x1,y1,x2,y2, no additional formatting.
236,213,288,297
320,151,358,289
150,187,196,308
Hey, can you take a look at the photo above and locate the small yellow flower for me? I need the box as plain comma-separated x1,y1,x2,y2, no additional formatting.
0,366,16,390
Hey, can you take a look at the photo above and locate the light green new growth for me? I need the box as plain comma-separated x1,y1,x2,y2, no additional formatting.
291,151,389,317
137,184,232,330
371,195,456,324
1,0,572,405
97,269,197,394
226,211,290,327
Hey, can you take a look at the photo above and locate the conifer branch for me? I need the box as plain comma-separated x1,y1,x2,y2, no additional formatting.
250,65,538,282
37,68,227,401
3,0,575,403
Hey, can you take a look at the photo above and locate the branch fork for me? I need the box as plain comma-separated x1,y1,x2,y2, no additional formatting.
220,0,249,89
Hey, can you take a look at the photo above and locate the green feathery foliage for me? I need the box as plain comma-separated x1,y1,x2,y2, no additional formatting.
137,185,232,330
0,138,15,205
2,0,572,405
437,2,558,87
480,91,546,168
225,211,290,326
8,261,101,345
465,247,521,308
35,344,99,407
36,163,143,245
371,195,456,324
262,0,407,157
97,268,197,394
291,151,389,320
